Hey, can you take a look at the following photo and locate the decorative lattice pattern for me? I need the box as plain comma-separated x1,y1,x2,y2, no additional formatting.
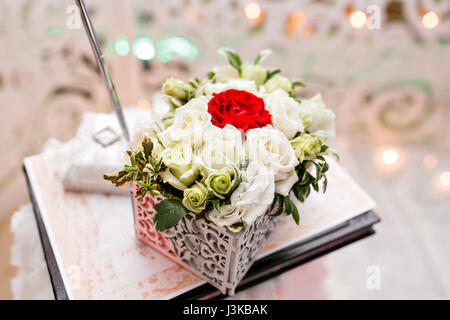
131,184,282,295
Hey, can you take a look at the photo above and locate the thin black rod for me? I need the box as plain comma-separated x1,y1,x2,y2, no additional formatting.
74,0,130,141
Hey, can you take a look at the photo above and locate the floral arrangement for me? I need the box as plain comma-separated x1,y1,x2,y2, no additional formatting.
105,48,337,232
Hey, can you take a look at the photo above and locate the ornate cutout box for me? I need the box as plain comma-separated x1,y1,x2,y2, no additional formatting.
131,184,282,295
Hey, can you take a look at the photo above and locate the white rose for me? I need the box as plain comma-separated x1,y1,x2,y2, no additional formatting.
160,96,211,148
160,143,198,188
197,79,258,97
206,161,275,227
298,93,336,140
231,161,275,225
196,124,244,174
212,65,239,82
264,75,292,94
246,126,299,196
264,89,305,140
206,204,242,227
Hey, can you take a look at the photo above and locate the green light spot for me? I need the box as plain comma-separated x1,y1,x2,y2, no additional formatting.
157,37,198,63
48,28,61,36
114,38,130,56
132,37,155,61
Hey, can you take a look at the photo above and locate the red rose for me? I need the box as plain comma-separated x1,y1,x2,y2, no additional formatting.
207,89,272,131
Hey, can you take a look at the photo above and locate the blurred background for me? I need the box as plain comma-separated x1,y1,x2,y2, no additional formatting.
0,0,449,299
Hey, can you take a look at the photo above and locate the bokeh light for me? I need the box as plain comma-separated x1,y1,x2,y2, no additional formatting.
422,11,439,29
440,171,450,187
157,37,197,63
381,148,398,165
114,37,130,57
132,37,156,61
349,10,367,29
48,28,61,36
137,98,151,110
245,2,261,20
422,154,438,170
287,11,306,35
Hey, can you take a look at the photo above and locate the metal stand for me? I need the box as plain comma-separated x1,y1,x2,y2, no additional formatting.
74,0,130,141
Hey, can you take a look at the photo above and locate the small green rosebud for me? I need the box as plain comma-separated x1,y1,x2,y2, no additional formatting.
182,183,209,213
205,171,233,199
162,77,193,105
241,64,267,86
290,134,322,163
264,75,293,94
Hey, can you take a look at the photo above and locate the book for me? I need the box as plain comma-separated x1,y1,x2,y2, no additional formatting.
23,153,379,300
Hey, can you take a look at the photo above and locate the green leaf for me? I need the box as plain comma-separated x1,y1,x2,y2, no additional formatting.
153,199,189,231
294,96,303,103
207,71,215,80
292,79,306,88
320,145,329,153
141,136,154,160
239,159,250,171
270,194,285,217
136,181,146,188
211,199,220,211
291,202,300,225
227,222,245,233
253,49,272,65
322,175,328,193
283,196,293,215
103,170,132,187
266,69,281,82
223,49,242,75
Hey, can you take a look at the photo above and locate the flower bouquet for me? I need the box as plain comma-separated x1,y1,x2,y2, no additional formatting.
105,48,337,295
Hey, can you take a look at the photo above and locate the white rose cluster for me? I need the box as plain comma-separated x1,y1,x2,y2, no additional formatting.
124,48,337,231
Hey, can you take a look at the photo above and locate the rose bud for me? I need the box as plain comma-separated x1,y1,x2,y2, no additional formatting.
182,183,209,213
162,77,193,103
206,170,234,199
264,75,293,94
290,134,323,163
241,64,267,86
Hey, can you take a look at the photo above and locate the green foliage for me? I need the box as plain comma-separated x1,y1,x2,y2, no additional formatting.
292,153,329,203
228,222,245,233
253,49,271,65
239,159,250,171
265,69,281,82
270,194,300,225
153,199,189,231
207,71,215,80
291,79,306,88
222,49,242,75
104,136,166,200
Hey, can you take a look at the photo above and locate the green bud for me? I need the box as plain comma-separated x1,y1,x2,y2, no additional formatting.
182,183,209,213
264,75,293,94
205,171,233,199
290,134,322,163
241,64,267,86
162,77,193,106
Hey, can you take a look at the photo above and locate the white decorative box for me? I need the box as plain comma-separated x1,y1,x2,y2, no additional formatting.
131,183,282,295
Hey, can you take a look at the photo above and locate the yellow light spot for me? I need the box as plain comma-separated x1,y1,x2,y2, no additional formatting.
349,10,367,29
440,171,450,187
287,11,306,35
137,98,151,110
422,11,439,29
422,154,438,170
381,148,398,165
245,2,261,20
